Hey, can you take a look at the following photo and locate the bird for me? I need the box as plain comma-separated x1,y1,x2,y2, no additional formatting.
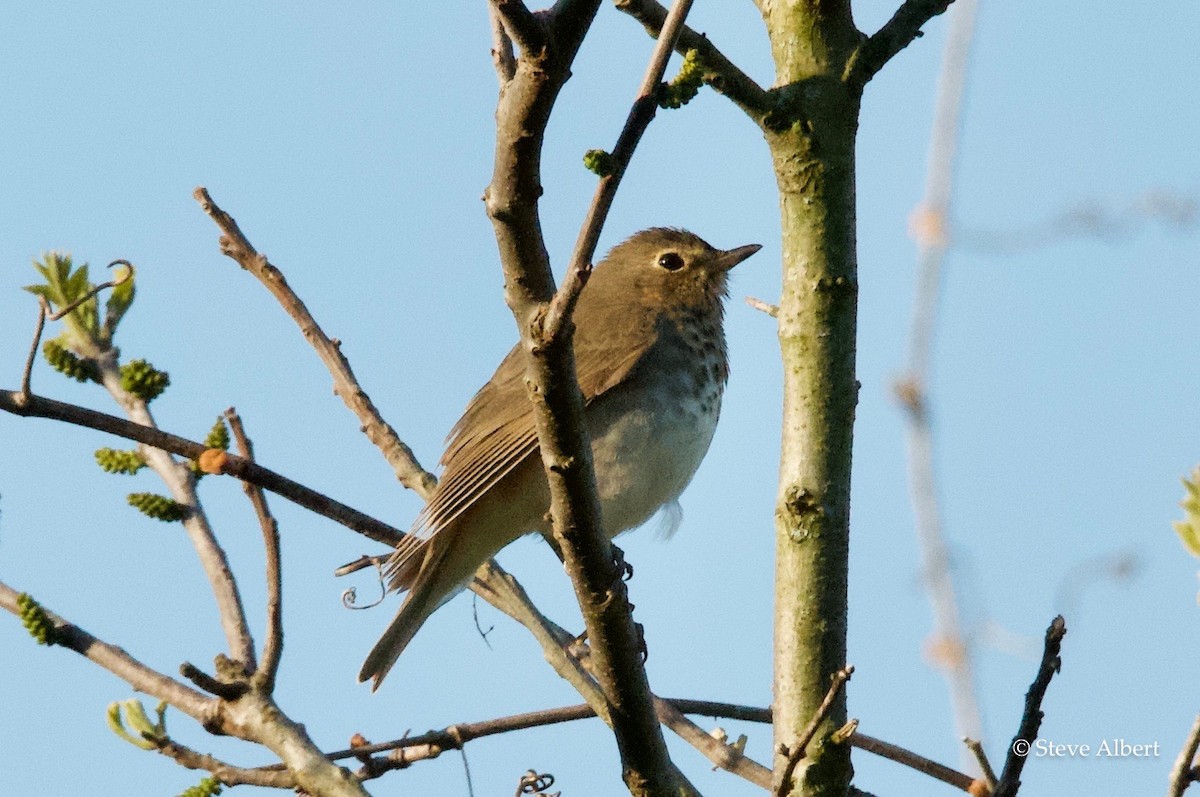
359,227,761,688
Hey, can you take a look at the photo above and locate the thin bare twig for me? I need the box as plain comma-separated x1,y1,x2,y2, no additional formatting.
848,732,977,792
0,581,216,724
777,666,855,796
963,737,997,790
226,409,283,693
19,297,49,400
193,186,437,501
993,615,1068,797
544,0,697,339
613,0,772,118
654,698,772,788
1169,714,1200,797
745,295,779,318
155,739,295,788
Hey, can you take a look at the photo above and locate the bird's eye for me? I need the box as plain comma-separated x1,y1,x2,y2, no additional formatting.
657,252,685,271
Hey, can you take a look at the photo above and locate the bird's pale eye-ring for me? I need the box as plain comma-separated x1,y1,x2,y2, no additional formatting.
657,252,685,271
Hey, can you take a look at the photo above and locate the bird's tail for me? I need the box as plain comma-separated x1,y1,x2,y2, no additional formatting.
358,541,452,690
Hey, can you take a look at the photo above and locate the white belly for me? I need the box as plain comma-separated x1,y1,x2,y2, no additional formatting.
586,386,721,537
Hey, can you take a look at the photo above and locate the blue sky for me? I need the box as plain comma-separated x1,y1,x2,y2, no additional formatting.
2,2,1198,795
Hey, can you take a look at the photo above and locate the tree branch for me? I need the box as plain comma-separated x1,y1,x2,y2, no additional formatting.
848,0,957,86
193,186,437,501
0,581,216,724
484,0,701,792
0,389,406,548
993,616,1068,797
225,409,284,693
613,0,773,118
544,0,696,339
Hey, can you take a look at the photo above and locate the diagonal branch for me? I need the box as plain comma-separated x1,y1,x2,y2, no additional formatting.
193,186,437,501
0,390,406,548
489,2,518,84
993,616,1068,797
545,0,696,338
0,581,216,724
848,0,957,86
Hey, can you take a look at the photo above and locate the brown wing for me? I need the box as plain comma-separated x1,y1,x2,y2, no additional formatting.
388,313,657,571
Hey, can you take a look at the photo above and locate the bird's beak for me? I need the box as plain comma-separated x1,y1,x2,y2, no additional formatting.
714,243,762,271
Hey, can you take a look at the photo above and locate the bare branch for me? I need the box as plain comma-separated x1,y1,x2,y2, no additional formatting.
193,186,437,501
0,581,216,724
226,409,284,693
849,0,957,86
994,616,1068,797
848,732,977,793
653,699,771,789
613,0,772,118
777,666,854,796
0,390,406,548
963,737,997,790
1169,714,1200,797
544,0,696,339
156,739,296,789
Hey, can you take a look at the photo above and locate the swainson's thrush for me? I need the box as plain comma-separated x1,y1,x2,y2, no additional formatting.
360,228,760,687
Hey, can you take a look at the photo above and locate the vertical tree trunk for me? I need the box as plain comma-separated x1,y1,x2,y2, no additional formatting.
762,3,862,795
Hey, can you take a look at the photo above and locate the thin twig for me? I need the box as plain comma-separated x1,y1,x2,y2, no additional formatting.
963,737,997,789
613,0,772,118
226,409,283,693
777,666,855,796
848,732,977,792
653,698,772,788
0,389,406,548
1169,714,1200,797
993,616,1068,797
544,0,695,339
745,295,779,318
19,297,49,401
0,581,216,724
849,0,957,86
156,739,295,788
193,186,437,501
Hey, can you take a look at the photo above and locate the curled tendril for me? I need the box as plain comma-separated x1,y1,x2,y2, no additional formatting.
342,559,387,610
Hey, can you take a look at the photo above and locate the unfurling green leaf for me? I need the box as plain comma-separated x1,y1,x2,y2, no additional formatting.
1174,466,1200,559
178,776,223,797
